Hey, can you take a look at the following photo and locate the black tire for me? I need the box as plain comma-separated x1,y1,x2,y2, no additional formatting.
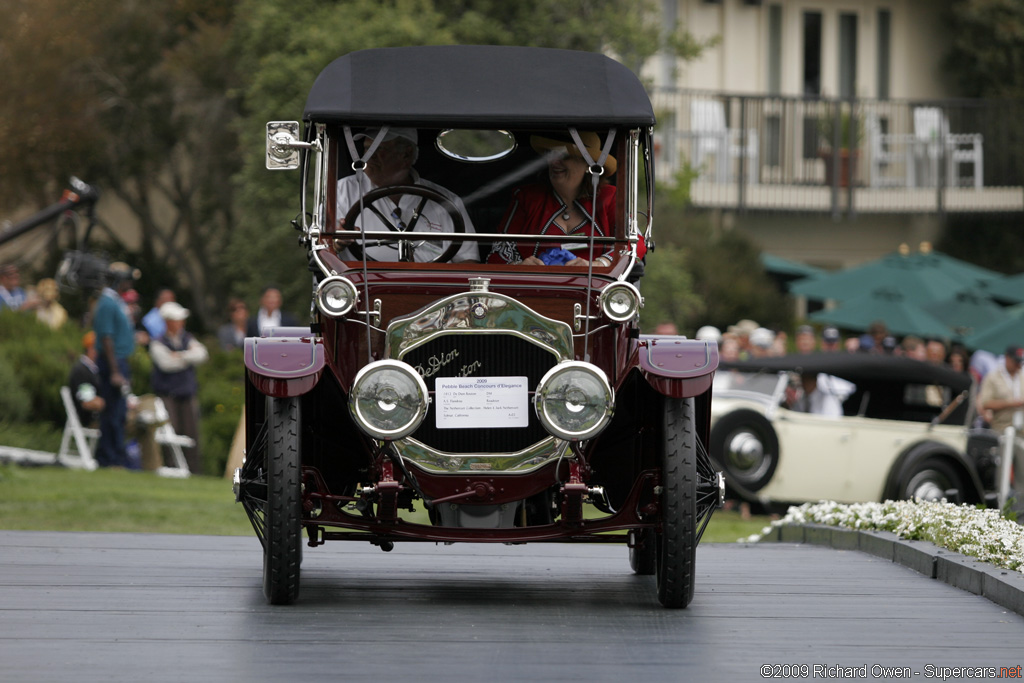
656,396,697,609
263,396,302,605
895,455,966,503
708,409,779,498
629,528,656,575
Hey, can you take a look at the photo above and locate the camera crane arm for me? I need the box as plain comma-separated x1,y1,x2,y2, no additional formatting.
0,178,99,248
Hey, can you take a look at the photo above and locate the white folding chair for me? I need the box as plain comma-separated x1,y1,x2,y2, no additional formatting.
866,113,907,187
150,397,193,479
911,107,983,189
57,386,100,470
688,99,758,184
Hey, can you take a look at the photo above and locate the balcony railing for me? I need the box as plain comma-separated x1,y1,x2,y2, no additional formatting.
650,89,1024,215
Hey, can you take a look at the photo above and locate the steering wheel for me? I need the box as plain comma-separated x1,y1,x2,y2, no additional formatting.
342,185,466,263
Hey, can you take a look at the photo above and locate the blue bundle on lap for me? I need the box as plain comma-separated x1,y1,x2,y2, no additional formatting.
540,248,577,265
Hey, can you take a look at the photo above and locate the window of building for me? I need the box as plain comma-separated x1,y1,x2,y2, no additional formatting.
877,9,891,100
803,11,822,96
838,13,858,99
767,4,783,94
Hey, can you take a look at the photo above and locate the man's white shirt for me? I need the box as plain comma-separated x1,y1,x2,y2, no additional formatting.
335,171,478,263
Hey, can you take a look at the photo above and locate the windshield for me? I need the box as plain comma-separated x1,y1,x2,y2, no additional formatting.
713,370,782,397
321,126,639,269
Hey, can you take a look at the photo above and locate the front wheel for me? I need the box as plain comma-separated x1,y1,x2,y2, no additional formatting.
263,396,302,605
897,456,965,503
656,396,697,608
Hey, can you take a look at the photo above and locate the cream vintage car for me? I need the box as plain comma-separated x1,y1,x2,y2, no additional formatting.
710,352,999,507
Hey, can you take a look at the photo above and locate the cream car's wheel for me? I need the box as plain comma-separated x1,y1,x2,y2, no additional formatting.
898,457,964,503
709,410,779,497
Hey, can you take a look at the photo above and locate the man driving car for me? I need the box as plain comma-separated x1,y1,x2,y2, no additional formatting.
335,128,479,263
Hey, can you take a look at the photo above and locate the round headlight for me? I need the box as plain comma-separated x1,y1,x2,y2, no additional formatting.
600,282,642,323
534,361,614,441
348,360,429,440
316,276,358,317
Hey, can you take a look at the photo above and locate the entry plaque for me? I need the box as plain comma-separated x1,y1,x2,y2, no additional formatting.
435,376,529,429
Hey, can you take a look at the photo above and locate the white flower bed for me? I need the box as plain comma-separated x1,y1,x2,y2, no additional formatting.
745,499,1024,573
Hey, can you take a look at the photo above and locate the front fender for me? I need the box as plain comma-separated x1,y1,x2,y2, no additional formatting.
244,334,325,398
636,336,718,398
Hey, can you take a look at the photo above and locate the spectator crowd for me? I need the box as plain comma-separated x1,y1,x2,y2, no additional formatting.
2,259,295,476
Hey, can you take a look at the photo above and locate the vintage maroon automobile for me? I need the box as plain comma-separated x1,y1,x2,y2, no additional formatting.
234,45,721,608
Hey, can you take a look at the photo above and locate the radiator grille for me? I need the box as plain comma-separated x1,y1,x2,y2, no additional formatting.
401,333,557,453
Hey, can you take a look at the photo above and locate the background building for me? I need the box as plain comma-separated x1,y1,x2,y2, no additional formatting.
648,0,1022,269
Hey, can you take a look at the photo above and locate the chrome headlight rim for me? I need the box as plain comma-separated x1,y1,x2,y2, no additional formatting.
600,281,643,323
534,360,614,442
316,275,358,318
348,360,429,441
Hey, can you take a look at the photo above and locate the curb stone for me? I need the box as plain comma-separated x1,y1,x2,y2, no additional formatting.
759,523,1024,618
857,528,897,561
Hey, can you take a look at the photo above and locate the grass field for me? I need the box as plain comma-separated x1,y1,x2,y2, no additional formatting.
0,463,771,542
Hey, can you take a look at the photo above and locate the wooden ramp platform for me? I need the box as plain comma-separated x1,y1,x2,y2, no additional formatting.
0,531,1021,682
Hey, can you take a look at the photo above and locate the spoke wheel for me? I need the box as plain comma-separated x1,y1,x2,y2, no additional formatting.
237,421,269,548
656,396,697,608
262,396,302,605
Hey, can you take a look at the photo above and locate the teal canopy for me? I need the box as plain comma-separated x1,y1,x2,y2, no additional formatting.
962,304,1024,353
920,291,1008,338
790,249,1003,305
760,253,824,281
808,288,960,340
982,272,1024,306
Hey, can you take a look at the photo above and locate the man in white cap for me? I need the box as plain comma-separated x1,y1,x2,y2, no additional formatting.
149,301,208,474
335,128,479,263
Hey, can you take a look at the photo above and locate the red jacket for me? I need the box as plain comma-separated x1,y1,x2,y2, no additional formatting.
487,184,621,265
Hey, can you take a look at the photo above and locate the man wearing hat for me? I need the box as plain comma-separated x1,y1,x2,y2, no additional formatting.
335,127,479,263
979,345,1024,515
92,262,138,467
149,301,209,474
821,326,841,352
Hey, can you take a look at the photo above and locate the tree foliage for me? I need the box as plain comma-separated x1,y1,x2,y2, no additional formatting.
225,0,704,313
4,0,704,323
945,0,1024,99
0,0,239,328
648,185,793,336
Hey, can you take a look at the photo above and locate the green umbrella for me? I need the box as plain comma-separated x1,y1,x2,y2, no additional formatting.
808,288,958,339
760,253,824,281
920,290,1008,338
790,249,1002,305
981,272,1024,305
961,304,1024,353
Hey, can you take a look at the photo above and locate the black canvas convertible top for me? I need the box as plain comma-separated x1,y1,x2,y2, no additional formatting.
304,45,655,128
723,353,972,393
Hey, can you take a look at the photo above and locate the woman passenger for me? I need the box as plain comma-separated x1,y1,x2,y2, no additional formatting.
487,132,631,267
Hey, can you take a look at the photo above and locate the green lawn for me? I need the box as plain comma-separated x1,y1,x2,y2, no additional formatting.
0,463,770,542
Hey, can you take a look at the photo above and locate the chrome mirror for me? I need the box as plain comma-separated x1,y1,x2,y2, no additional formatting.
266,121,302,170
436,129,516,162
